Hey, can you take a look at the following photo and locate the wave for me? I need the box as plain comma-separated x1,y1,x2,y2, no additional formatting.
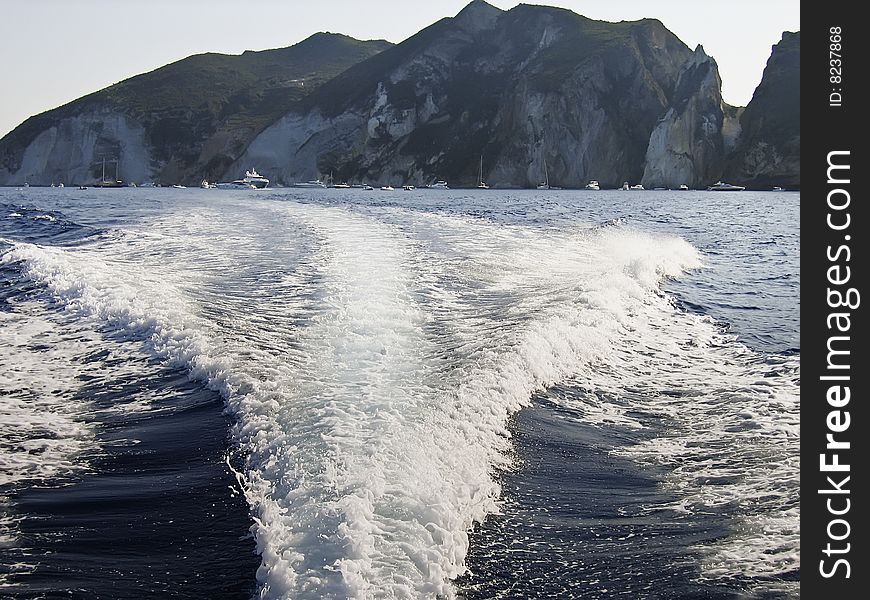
0,199,795,597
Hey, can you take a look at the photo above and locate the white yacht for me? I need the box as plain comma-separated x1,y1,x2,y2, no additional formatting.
402,185,415,191
707,181,745,191
584,180,600,190
380,185,395,191
629,184,645,190
678,184,689,190
235,168,269,188
428,180,449,189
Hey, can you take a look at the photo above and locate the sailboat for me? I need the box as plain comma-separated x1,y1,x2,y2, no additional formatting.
477,155,489,189
93,158,124,188
537,158,550,190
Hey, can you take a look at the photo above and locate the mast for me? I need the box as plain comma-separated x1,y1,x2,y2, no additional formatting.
479,155,483,185
101,157,106,183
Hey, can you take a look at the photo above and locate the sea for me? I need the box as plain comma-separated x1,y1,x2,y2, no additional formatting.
0,186,799,599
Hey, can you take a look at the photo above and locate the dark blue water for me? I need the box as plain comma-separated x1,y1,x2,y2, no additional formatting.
0,188,799,599
0,206,259,597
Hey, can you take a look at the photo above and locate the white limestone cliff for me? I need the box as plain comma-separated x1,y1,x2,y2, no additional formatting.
641,46,726,189
0,108,154,186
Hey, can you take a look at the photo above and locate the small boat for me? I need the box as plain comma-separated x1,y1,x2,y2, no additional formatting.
200,179,211,189
332,182,351,189
620,182,630,191
402,185,415,191
364,185,374,190
78,185,88,190
428,180,449,189
584,180,600,190
629,184,645,190
772,186,784,191
707,181,745,191
58,183,64,188
678,184,689,190
380,185,395,191
171,184,187,189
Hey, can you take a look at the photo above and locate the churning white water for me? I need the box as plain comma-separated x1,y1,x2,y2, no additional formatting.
0,190,799,598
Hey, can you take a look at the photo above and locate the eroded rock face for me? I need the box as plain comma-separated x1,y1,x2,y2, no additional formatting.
0,108,153,186
0,34,391,186
235,12,800,189
724,32,800,188
1,1,799,189
641,46,728,189
232,2,696,188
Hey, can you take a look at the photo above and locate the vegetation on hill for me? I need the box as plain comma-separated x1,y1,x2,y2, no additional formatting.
0,33,392,180
0,1,799,188
288,1,692,187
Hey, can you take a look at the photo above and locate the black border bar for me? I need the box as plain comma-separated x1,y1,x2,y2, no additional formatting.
802,4,866,597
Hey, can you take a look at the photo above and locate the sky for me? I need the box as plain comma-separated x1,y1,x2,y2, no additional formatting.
0,0,799,139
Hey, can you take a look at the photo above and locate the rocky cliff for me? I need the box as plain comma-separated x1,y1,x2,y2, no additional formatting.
0,34,392,186
641,46,731,188
0,2,800,189
724,31,800,188
235,1,696,188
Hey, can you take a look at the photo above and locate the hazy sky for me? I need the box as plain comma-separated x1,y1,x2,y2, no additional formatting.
0,0,799,139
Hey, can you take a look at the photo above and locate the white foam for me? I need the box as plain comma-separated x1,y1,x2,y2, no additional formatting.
537,273,800,584
0,299,107,584
1,197,796,597
0,254,208,577
0,303,98,488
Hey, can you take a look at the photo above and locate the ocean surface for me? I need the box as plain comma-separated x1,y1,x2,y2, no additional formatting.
0,187,799,599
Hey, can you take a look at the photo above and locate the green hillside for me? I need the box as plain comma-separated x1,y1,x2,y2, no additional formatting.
0,33,392,181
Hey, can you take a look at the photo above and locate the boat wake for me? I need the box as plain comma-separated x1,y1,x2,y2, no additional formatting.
0,196,798,598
